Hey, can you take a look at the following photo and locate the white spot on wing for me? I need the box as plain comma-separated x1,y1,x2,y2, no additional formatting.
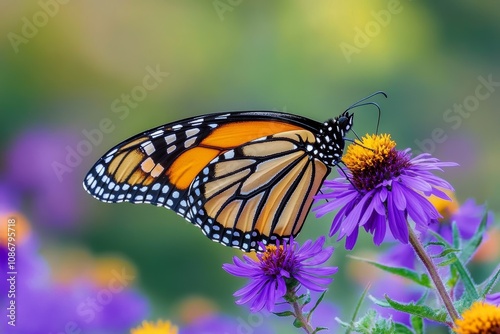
141,141,155,155
165,134,176,145
95,164,104,174
184,137,196,148
186,128,200,137
167,145,176,154
151,130,164,138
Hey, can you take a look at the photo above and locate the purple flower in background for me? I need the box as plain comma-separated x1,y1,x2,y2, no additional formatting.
223,237,337,312
304,299,340,333
315,134,457,249
486,292,500,306
380,243,416,270
3,279,148,334
0,214,149,334
5,128,87,227
429,195,493,243
180,314,274,334
370,275,423,327
370,243,424,327
0,181,21,214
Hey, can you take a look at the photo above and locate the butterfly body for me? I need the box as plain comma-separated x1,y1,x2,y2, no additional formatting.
83,110,353,251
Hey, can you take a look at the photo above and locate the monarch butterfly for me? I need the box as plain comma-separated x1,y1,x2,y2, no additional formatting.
83,93,385,251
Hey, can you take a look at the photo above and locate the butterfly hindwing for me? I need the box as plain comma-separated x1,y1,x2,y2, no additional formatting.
182,129,330,251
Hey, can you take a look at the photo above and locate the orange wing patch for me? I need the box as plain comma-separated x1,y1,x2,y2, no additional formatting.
167,146,220,189
167,121,304,190
200,121,302,147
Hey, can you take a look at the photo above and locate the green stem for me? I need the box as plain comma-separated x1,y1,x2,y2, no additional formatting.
285,288,315,334
407,223,460,324
291,299,315,334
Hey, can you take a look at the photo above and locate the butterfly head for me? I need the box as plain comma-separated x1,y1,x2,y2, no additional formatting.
315,111,354,166
337,110,354,131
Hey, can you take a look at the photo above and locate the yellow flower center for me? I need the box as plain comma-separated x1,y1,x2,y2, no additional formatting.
343,134,396,173
341,134,410,191
454,302,500,334
261,245,283,263
130,320,178,334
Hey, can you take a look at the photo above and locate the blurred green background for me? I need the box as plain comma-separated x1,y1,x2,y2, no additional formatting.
1,1,500,332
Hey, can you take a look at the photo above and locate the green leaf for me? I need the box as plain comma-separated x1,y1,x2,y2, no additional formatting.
346,283,371,334
348,256,432,288
273,310,295,317
415,290,429,305
312,327,328,333
342,310,414,334
432,248,461,259
336,317,353,329
393,323,414,334
424,241,447,248
410,315,424,334
293,317,304,328
426,229,479,300
300,291,312,306
452,221,460,249
437,257,457,267
480,264,500,297
370,295,449,323
451,256,478,300
459,211,489,264
426,230,452,248
307,291,326,322
446,264,459,289
349,310,376,334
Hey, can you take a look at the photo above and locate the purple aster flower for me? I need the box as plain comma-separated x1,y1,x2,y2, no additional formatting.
314,134,457,249
222,236,337,312
486,292,500,306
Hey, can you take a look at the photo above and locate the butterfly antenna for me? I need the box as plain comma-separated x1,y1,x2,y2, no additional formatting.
345,91,387,135
349,128,362,141
345,137,375,153
345,91,387,110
